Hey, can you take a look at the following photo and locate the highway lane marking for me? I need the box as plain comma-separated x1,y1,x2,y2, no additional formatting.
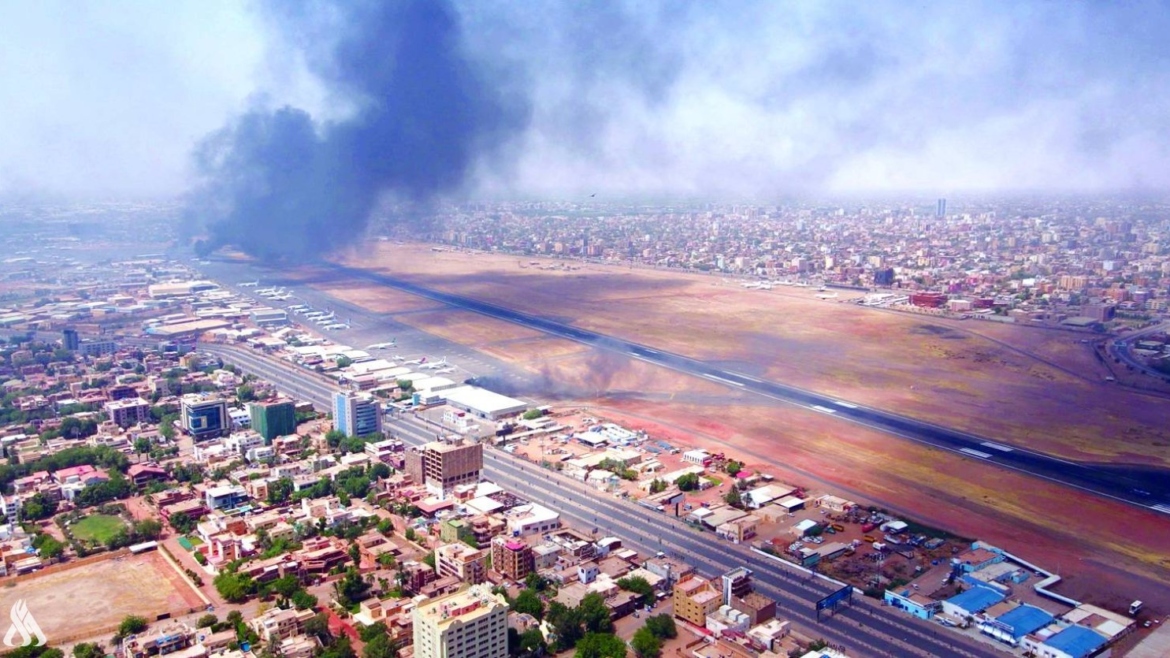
734,373,764,383
980,441,1014,452
833,400,859,409
960,448,993,459
705,374,745,387
1151,504,1170,515
811,405,837,414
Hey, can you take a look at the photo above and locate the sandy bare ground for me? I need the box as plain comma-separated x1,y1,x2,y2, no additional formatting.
284,244,1170,610
0,551,204,642
336,244,1170,467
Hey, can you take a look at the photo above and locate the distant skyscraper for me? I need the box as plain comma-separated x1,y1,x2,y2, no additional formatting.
62,328,79,351
250,399,297,442
936,198,947,218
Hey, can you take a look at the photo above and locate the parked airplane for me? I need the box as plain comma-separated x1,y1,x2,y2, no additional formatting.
435,367,455,374
325,322,350,330
366,340,397,350
421,358,447,370
270,294,291,301
287,304,309,312
313,312,336,324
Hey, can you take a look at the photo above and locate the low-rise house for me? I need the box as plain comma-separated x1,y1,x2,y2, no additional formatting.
249,607,315,643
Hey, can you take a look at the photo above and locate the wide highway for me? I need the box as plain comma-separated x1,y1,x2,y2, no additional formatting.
301,263,1170,513
198,342,1008,658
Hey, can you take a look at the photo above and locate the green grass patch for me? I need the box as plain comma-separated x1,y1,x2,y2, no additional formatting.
71,514,126,544
703,476,722,487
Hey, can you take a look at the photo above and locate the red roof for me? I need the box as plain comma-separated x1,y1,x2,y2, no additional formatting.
127,463,167,477
53,464,98,481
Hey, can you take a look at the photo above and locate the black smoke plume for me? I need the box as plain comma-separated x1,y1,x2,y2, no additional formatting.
188,0,528,260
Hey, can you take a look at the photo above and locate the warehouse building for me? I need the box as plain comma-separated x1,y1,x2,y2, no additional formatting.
439,385,527,420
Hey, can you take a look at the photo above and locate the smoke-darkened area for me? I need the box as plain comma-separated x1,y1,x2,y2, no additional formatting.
187,0,528,261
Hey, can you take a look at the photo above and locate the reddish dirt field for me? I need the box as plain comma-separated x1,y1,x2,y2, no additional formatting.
291,244,1170,611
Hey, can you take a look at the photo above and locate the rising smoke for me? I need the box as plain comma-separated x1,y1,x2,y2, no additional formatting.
187,0,529,261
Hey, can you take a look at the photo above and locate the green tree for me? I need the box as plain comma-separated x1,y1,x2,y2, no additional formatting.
723,460,743,476
236,385,257,402
579,592,613,634
133,437,152,455
518,628,546,656
358,622,389,643
675,473,700,491
270,574,303,599
292,589,319,610
22,492,58,520
133,518,163,540
213,571,256,603
631,628,662,658
267,477,294,505
362,634,397,658
616,576,654,606
118,615,149,637
546,601,583,651
33,535,65,560
72,643,104,658
325,429,347,448
196,614,218,629
333,567,372,607
336,356,354,369
511,588,545,620
170,511,197,534
648,479,666,494
522,409,544,420
724,487,743,508
644,615,677,640
574,633,627,658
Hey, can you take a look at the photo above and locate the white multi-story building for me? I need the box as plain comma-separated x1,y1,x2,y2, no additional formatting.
413,585,508,658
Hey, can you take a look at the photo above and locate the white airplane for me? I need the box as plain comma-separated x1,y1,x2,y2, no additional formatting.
303,311,325,319
314,312,336,324
392,355,406,362
270,293,291,301
325,322,350,330
366,340,397,350
240,281,259,287
287,304,308,311
421,358,447,370
259,287,285,297
435,367,455,374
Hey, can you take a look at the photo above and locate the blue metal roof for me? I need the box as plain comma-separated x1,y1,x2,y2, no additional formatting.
995,605,1053,638
945,585,1004,614
1044,626,1106,658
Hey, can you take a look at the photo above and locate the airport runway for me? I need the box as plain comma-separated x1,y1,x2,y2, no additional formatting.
202,258,1170,514
198,342,1007,658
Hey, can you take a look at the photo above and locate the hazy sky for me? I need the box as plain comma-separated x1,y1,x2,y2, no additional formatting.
3,0,1170,200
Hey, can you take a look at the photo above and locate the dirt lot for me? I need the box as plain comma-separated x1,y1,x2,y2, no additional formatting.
296,244,1170,612
0,551,205,642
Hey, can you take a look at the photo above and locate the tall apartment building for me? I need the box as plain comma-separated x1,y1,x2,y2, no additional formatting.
106,398,150,428
404,440,483,497
180,394,229,440
333,391,383,437
435,543,488,585
490,536,535,583
413,585,508,658
250,399,297,441
673,575,723,627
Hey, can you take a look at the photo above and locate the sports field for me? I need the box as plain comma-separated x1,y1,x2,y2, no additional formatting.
0,551,204,643
70,514,125,544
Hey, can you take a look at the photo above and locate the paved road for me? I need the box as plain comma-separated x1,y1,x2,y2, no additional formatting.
200,342,1009,658
291,263,1170,513
1110,323,1170,381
